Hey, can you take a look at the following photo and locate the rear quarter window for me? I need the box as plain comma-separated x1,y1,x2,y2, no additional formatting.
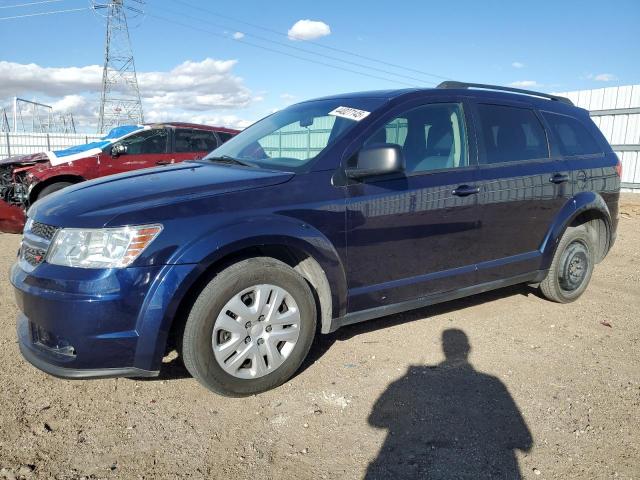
175,129,218,153
541,112,602,156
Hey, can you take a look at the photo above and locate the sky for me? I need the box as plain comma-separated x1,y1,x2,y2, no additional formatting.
0,0,639,132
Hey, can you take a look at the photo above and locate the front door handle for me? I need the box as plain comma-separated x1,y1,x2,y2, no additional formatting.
550,173,569,184
156,160,171,166
452,184,480,197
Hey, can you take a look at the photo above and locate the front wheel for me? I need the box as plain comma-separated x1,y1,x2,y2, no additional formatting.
540,225,595,303
36,181,74,201
181,257,317,396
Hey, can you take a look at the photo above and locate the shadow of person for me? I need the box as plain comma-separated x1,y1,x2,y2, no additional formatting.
366,329,532,479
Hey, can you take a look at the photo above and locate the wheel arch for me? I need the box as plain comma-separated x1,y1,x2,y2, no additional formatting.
163,217,347,344
540,191,613,268
29,174,85,203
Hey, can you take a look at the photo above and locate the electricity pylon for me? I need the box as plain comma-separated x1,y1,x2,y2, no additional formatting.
94,0,145,133
1,108,10,132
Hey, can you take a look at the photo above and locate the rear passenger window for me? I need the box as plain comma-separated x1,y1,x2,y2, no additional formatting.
175,129,218,153
542,112,602,156
476,104,549,164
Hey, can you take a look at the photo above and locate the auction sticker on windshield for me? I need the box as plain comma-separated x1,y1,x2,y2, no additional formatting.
329,106,371,122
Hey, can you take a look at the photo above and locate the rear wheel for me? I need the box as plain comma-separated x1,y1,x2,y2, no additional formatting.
540,225,595,303
36,181,73,200
181,257,317,396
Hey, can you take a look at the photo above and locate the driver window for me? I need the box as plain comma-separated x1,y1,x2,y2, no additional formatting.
119,129,168,155
363,103,468,174
258,116,337,161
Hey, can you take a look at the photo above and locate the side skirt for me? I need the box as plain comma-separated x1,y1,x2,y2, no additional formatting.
328,270,546,333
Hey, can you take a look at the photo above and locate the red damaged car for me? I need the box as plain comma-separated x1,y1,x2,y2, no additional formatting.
0,122,238,233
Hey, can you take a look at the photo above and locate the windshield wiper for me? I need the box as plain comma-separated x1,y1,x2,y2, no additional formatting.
206,155,258,168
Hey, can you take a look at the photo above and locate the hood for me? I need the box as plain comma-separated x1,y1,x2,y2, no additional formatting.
28,161,294,227
0,152,49,167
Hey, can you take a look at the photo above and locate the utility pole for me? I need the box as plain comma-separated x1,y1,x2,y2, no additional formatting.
94,0,144,133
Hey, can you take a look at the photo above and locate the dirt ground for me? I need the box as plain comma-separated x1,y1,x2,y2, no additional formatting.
1,195,639,480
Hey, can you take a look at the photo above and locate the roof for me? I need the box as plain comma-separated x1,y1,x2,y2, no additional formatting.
301,84,581,114
143,122,240,134
301,88,420,103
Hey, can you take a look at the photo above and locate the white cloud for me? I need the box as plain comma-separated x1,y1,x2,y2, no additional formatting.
0,59,256,131
280,93,295,100
232,31,245,40
287,19,331,41
51,94,90,113
0,61,102,98
509,80,540,88
511,62,525,69
593,73,617,82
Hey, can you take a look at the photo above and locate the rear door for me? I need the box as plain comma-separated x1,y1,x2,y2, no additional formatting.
173,128,219,163
100,127,172,175
539,110,609,197
345,99,481,312
469,100,570,283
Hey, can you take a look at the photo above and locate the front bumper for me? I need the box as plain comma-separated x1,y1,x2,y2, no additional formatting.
0,199,25,233
17,313,157,379
11,261,169,379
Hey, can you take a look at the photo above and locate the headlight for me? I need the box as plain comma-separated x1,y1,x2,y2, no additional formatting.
46,224,162,268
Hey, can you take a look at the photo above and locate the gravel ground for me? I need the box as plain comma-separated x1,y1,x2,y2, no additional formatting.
1,195,639,480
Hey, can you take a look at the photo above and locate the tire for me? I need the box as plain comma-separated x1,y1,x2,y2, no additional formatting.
181,257,317,397
539,225,595,303
37,182,74,200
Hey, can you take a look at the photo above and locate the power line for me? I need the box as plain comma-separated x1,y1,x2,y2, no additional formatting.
148,12,419,88
0,6,87,20
163,1,437,86
172,0,450,82
0,0,66,9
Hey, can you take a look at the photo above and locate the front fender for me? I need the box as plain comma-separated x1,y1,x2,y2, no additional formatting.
168,214,347,333
539,191,611,269
140,215,347,358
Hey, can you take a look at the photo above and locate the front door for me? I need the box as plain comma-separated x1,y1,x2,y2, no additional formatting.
345,101,481,313
100,127,172,175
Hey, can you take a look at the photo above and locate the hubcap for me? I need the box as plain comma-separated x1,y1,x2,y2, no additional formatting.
212,284,301,379
558,240,589,292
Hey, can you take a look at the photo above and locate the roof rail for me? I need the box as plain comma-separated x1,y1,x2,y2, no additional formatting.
437,81,574,106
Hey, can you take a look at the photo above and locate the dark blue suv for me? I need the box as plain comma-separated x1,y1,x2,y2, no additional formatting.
11,82,620,396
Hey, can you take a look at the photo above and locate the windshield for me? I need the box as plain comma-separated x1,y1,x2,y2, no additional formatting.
204,98,386,171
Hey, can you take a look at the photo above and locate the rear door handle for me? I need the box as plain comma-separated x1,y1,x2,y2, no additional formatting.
156,160,171,165
549,173,569,184
452,184,480,197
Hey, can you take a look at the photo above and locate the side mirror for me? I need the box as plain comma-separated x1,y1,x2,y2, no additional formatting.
345,143,405,179
111,143,127,157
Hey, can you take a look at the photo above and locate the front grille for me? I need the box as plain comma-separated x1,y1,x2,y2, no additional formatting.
22,245,47,266
20,220,57,267
30,221,58,241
